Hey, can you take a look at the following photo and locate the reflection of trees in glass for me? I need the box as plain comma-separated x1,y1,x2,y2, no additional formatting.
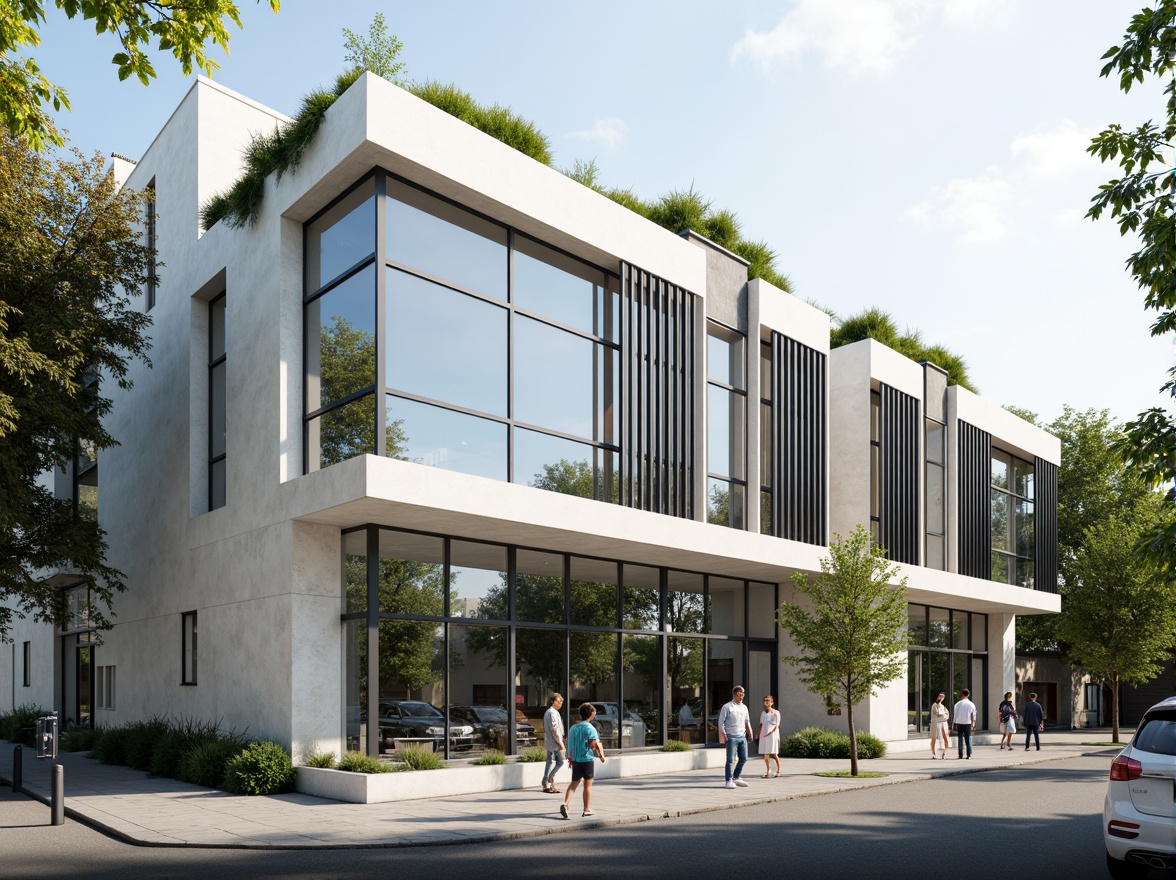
530,458,592,499
464,571,618,691
315,316,406,465
344,552,452,698
708,481,729,526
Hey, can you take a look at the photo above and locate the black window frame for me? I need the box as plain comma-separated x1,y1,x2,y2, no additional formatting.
208,292,226,511
145,179,157,312
181,610,198,685
22,640,30,687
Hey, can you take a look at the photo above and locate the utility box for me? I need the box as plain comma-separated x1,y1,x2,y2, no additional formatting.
35,716,58,760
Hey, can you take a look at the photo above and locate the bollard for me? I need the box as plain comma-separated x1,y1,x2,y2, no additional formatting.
50,763,63,826
12,744,22,793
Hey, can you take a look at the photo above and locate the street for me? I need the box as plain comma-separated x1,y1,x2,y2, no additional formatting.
0,754,1126,880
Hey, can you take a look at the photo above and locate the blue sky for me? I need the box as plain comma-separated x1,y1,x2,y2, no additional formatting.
33,0,1172,425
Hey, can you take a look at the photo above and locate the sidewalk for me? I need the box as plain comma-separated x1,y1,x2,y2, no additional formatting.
0,731,1121,849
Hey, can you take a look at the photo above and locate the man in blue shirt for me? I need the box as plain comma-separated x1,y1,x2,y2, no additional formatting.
1023,692,1045,751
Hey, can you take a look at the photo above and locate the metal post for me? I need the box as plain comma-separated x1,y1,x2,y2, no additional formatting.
12,744,22,792
50,764,63,826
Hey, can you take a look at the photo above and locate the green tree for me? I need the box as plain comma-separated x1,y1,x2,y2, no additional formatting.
1056,493,1176,742
342,12,405,85
1087,3,1176,581
1014,408,1159,655
778,525,908,776
0,132,152,642
1,0,281,151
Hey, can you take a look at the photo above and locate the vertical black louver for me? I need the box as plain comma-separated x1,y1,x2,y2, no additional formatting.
770,333,826,545
958,421,992,579
1034,457,1058,594
879,384,919,564
619,262,696,518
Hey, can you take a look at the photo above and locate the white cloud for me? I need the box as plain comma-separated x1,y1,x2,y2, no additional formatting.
731,0,1017,76
1009,120,1098,179
907,168,1013,243
907,119,1097,244
565,117,628,149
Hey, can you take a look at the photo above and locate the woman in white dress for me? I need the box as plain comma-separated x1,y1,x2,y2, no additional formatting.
758,695,781,778
929,691,950,759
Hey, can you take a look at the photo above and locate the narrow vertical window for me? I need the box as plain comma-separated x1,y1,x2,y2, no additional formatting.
869,390,880,541
209,293,226,510
22,641,30,687
181,611,198,685
145,179,157,311
759,341,772,535
706,322,746,529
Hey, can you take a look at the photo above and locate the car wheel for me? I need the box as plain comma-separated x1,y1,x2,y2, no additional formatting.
1106,851,1149,880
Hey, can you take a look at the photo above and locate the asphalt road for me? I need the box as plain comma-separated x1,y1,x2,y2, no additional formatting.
0,754,1129,880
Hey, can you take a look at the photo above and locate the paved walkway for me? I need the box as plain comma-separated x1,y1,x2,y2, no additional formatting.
0,731,1122,849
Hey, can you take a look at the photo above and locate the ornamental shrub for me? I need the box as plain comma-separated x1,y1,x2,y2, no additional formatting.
0,705,45,745
222,741,296,796
60,727,98,752
336,751,396,773
783,727,887,760
178,735,248,788
92,725,130,766
659,739,691,752
123,716,171,772
397,743,445,771
473,750,507,765
304,751,337,769
148,717,224,779
517,746,547,763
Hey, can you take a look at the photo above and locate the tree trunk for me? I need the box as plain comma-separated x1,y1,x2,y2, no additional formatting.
1111,674,1120,744
846,690,858,777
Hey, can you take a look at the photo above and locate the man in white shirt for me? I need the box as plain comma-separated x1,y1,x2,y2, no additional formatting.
717,685,755,788
952,688,977,760
542,693,566,793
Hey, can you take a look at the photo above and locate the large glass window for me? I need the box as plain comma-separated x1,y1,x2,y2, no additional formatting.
305,173,620,501
925,418,945,569
906,603,988,736
343,525,778,758
707,324,746,529
991,449,1034,587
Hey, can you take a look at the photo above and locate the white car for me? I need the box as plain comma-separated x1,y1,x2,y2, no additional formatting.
1103,694,1176,878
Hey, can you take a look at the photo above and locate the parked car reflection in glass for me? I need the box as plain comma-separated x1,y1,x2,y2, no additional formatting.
378,701,474,752
450,705,536,751
589,702,647,749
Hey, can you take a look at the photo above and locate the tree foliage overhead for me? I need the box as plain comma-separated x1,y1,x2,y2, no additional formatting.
0,131,153,641
0,0,281,151
1087,2,1176,580
777,525,908,776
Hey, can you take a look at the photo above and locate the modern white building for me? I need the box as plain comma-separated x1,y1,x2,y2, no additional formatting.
1,74,1060,760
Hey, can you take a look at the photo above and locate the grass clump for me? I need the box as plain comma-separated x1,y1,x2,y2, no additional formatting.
148,717,223,779
92,725,130,765
517,746,547,763
336,751,396,774
0,705,46,746
222,741,296,796
304,751,337,769
178,735,248,788
660,739,691,752
783,727,886,760
473,750,507,765
60,728,98,752
397,743,445,771
123,717,171,772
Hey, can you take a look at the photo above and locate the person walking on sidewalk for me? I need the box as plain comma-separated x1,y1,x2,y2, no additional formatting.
560,703,606,819
758,695,781,778
998,692,1017,751
719,685,755,788
542,693,566,793
1023,692,1044,751
953,688,977,759
929,691,950,759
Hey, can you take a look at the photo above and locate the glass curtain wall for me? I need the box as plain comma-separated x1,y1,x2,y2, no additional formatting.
342,525,776,759
991,450,1035,586
906,603,988,735
305,172,620,501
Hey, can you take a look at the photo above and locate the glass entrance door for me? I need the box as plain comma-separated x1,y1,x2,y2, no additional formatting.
747,643,774,755
76,645,93,729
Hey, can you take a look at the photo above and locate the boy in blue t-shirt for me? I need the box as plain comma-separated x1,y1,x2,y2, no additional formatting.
560,702,606,818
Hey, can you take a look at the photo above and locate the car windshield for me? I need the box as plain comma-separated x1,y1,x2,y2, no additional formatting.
1134,710,1176,756
475,707,507,722
400,703,443,718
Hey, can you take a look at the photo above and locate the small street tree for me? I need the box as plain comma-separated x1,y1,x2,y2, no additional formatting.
1056,493,1176,743
778,525,908,776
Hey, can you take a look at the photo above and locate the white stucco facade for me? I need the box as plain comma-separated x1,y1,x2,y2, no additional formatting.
1,75,1060,761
